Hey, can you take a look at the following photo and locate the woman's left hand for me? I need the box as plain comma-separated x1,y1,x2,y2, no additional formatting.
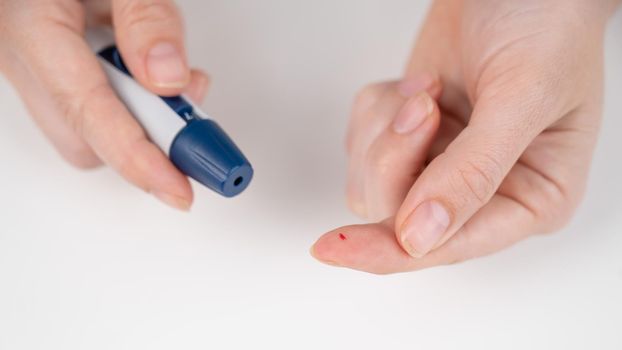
311,0,616,274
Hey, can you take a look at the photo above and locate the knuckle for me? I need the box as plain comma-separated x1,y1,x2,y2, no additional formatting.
453,154,503,206
521,169,586,236
54,80,150,186
56,82,113,139
348,82,395,153
53,91,86,138
537,190,582,235
114,141,151,190
366,145,392,177
115,150,140,181
117,1,180,30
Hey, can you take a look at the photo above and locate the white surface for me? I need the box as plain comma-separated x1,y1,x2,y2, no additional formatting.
1,1,621,349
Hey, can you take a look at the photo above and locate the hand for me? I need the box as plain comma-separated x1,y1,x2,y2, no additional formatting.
311,0,619,274
0,0,209,210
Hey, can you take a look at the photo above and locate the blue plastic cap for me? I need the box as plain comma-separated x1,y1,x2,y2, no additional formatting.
170,120,253,197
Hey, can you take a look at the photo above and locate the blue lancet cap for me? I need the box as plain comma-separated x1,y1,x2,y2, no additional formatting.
98,45,253,197
170,119,253,197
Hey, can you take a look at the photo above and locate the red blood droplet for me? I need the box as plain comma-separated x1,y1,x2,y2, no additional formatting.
338,233,347,241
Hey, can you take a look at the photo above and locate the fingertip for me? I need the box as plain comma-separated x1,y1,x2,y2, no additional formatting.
112,0,189,95
112,137,194,212
153,190,193,211
391,91,438,135
311,228,353,265
398,72,442,99
310,244,342,267
311,220,411,274
183,69,210,104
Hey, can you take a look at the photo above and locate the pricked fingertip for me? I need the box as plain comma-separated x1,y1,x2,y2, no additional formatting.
309,244,342,267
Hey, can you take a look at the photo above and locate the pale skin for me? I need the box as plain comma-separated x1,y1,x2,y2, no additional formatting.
0,0,208,211
311,0,622,274
0,0,619,274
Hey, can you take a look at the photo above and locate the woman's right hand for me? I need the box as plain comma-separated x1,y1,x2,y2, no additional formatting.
0,0,209,210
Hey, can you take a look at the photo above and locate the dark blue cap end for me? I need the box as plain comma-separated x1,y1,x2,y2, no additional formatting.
170,119,253,197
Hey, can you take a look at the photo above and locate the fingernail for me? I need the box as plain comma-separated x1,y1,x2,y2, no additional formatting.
392,93,434,134
400,200,450,258
147,42,189,88
153,191,191,211
398,73,437,97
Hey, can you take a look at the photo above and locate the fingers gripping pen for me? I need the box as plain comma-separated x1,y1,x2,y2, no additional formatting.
86,28,253,197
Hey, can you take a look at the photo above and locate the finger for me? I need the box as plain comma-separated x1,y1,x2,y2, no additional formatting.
311,195,537,274
183,69,210,104
20,23,193,210
345,82,393,157
346,75,441,156
346,82,399,217
346,75,440,218
112,0,190,95
310,218,405,274
427,111,465,161
2,54,101,169
83,0,112,26
363,92,440,221
394,83,557,258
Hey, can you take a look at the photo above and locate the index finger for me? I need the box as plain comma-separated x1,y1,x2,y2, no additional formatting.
311,195,537,274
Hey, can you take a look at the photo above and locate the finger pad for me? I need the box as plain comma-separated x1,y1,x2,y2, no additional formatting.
312,223,412,274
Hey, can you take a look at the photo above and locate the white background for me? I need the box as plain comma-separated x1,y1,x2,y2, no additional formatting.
1,1,621,349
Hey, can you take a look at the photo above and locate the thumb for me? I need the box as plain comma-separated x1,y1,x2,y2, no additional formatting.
112,0,190,95
394,86,556,258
